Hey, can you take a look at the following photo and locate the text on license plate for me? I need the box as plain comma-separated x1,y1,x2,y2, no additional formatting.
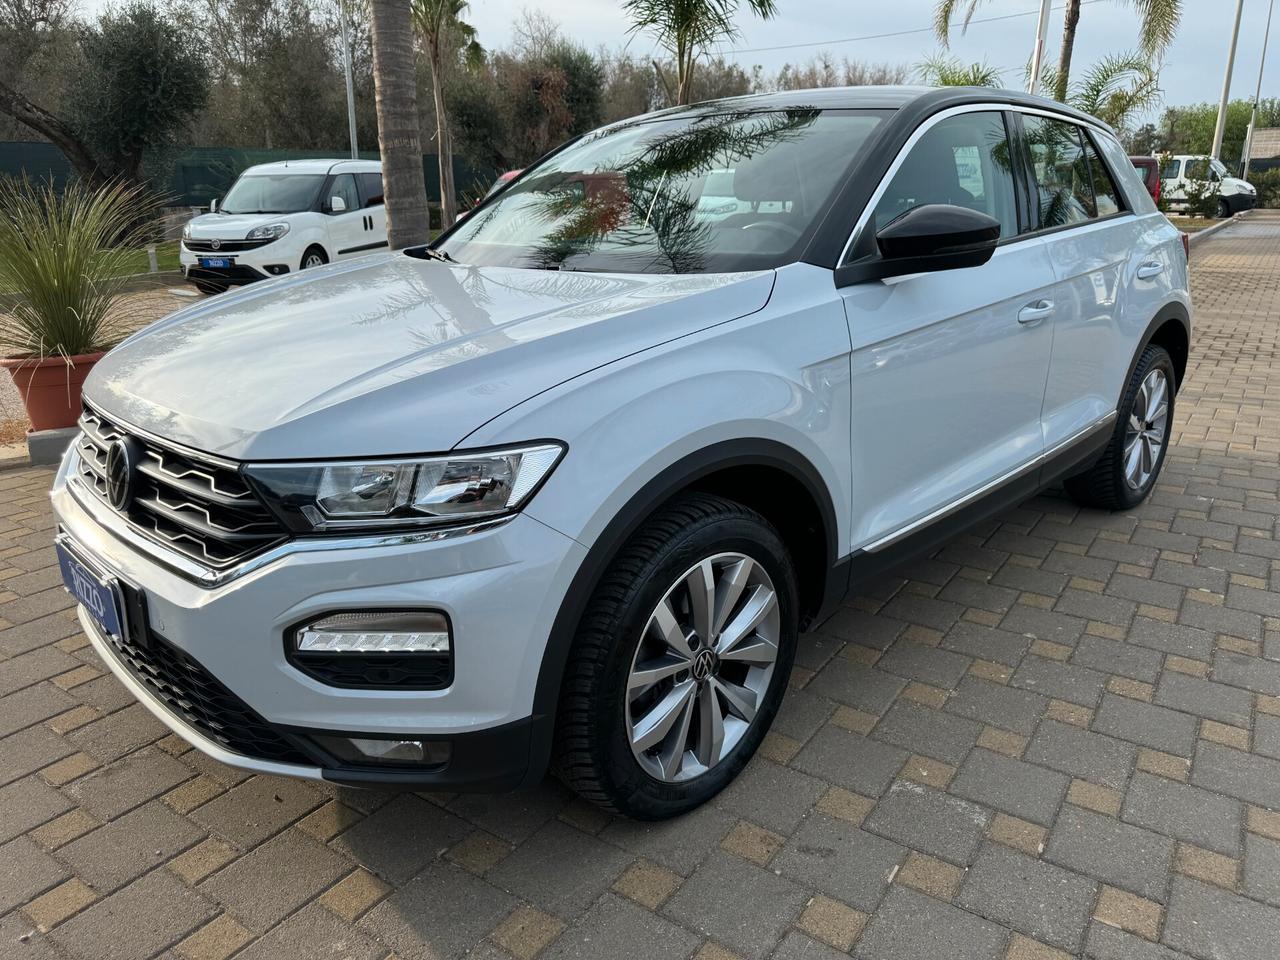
56,541,123,638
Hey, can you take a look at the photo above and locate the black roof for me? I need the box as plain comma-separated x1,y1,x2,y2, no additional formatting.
631,85,1114,135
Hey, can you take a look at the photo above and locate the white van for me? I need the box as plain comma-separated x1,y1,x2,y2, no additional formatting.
180,159,387,294
1159,154,1256,218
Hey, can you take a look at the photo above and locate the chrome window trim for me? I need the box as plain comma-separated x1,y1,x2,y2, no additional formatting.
63,469,513,590
837,102,1122,267
857,411,1117,553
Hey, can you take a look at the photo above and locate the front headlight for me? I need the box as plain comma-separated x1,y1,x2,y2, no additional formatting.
245,443,565,532
246,222,290,242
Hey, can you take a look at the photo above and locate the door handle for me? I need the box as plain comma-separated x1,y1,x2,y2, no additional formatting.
1017,299,1054,325
1136,261,1164,280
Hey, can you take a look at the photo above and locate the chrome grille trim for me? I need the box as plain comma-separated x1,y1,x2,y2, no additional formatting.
74,406,287,569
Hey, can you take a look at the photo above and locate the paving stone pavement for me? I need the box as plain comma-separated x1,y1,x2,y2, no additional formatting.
3,214,1280,960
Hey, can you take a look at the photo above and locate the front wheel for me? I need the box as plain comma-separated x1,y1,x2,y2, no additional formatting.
1217,198,1231,219
300,246,328,270
1065,344,1175,510
556,493,798,819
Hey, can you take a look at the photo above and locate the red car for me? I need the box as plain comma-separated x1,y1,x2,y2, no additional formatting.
1130,156,1161,204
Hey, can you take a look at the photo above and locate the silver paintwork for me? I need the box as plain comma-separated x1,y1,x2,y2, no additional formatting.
626,553,779,782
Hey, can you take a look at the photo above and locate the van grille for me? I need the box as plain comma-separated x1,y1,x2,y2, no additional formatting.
75,407,287,569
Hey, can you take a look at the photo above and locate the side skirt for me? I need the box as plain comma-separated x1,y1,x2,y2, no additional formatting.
836,417,1114,599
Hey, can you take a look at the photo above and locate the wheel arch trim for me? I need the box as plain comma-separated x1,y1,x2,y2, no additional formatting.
1123,301,1191,406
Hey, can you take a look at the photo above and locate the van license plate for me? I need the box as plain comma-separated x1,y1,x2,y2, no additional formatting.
198,257,232,269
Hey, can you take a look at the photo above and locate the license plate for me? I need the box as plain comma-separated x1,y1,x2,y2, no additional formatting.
198,257,232,269
56,539,124,638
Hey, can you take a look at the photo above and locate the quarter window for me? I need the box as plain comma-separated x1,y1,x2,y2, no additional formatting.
873,111,1019,239
1024,116,1095,227
1082,135,1122,217
1161,158,1182,180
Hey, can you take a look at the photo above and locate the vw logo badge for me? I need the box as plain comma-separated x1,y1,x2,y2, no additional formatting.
692,649,717,683
104,437,139,511
210,238,221,250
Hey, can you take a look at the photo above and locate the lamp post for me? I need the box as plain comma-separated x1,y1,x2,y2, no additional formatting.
1243,0,1277,179
340,0,359,159
1212,0,1247,161
1027,0,1053,97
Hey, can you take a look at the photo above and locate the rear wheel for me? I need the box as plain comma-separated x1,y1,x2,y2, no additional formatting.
300,246,328,270
555,493,798,819
1065,344,1174,510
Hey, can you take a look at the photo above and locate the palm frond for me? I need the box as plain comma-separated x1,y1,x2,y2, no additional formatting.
1069,50,1162,129
917,53,1002,88
933,0,990,48
1123,0,1182,60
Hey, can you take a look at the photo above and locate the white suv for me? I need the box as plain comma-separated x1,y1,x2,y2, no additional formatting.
54,88,1189,819
180,159,387,294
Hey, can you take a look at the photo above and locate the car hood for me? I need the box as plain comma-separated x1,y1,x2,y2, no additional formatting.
185,212,295,238
85,253,775,459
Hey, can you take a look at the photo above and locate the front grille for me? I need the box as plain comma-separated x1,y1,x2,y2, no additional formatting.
183,238,272,252
76,407,287,569
102,621,311,765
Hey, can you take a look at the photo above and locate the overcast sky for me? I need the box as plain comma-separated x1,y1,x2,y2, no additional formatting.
461,0,1277,118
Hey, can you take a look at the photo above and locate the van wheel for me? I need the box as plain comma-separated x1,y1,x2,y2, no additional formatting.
300,246,328,269
555,493,798,820
1065,344,1175,510
1217,198,1231,219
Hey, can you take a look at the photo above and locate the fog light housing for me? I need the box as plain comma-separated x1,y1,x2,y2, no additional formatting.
288,611,454,690
296,611,450,654
311,733,451,767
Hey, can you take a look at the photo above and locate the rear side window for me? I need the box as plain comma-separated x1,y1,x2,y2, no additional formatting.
1023,116,1095,227
1161,159,1181,180
873,111,1019,239
358,173,384,207
1082,135,1122,217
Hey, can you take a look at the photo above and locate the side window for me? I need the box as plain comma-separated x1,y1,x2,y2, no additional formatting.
358,173,384,207
1161,158,1182,180
327,174,360,213
873,111,1019,239
1185,159,1212,182
1023,115,1094,227
1082,134,1122,217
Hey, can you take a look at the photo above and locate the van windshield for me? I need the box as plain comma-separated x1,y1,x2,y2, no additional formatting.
220,174,326,215
438,109,886,274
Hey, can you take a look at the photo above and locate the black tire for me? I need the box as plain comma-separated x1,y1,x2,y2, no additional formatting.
1217,198,1231,219
300,245,328,270
1064,344,1175,510
192,280,227,296
555,493,799,820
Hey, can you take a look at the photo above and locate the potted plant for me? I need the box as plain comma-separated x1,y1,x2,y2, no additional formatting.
0,178,153,432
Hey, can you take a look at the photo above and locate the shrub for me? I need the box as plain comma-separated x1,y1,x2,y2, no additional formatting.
1249,168,1280,209
0,178,157,359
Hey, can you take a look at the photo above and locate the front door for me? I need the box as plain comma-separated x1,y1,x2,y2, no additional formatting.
323,173,366,259
838,109,1057,551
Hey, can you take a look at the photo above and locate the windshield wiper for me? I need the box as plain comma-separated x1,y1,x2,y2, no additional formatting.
414,246,457,263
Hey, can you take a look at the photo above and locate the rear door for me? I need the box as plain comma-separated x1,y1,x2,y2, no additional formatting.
1024,114,1176,450
838,108,1058,550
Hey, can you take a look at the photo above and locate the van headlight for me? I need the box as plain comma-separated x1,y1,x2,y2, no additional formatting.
245,443,565,532
246,222,290,241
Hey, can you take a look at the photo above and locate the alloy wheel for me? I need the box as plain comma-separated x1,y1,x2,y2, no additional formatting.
1123,368,1170,490
625,552,780,783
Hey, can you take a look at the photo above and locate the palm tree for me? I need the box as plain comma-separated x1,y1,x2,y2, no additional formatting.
932,0,1181,103
412,0,483,229
917,55,1003,88
623,0,778,106
369,0,431,248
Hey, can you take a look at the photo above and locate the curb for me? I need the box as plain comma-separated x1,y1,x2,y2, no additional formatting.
1188,213,1243,246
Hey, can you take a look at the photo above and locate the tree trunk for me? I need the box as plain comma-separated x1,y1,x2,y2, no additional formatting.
0,78,112,188
1054,0,1082,103
369,0,430,249
428,40,457,229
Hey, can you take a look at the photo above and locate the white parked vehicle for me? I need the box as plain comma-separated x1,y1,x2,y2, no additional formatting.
55,88,1190,818
1159,154,1257,218
180,159,387,295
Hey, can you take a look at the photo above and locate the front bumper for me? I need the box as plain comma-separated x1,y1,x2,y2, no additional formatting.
52,451,587,789
1227,194,1258,214
180,241,292,287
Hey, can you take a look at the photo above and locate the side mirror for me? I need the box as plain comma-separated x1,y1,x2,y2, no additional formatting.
209,197,219,213
329,195,347,213
836,204,1001,286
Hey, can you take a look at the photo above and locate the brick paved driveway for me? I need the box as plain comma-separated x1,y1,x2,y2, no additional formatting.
4,215,1280,960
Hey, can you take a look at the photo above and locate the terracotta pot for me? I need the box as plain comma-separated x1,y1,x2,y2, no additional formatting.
0,352,105,432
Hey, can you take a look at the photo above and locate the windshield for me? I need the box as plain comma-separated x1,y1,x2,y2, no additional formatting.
220,174,326,214
439,109,885,274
